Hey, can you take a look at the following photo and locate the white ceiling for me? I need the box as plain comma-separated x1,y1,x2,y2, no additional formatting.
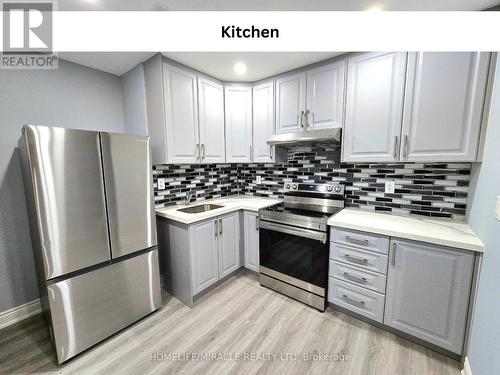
59,0,500,11
162,52,345,82
59,52,156,75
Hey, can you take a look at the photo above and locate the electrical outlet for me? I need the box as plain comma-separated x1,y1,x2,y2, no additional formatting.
256,176,262,184
385,180,395,194
157,178,166,190
496,196,500,221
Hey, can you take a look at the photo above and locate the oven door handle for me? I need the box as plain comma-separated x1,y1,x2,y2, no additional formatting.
259,221,327,243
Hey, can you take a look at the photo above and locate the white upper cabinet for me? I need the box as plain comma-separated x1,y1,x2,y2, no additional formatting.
197,77,226,163
225,86,253,163
343,52,408,163
253,81,275,163
401,52,490,162
162,63,199,164
275,72,306,134
306,61,346,130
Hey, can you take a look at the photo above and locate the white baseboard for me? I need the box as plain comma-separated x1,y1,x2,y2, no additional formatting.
0,299,41,330
462,357,472,375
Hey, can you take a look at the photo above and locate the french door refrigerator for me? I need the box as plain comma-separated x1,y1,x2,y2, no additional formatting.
18,125,161,364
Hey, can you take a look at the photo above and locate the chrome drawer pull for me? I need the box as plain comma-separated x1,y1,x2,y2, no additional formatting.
345,235,369,246
344,254,368,265
343,272,367,284
342,294,366,307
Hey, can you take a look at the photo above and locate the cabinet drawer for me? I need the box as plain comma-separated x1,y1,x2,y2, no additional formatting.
330,243,388,274
329,260,387,294
330,228,389,254
328,278,385,323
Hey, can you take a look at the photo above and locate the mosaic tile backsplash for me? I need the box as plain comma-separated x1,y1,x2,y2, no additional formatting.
153,144,470,221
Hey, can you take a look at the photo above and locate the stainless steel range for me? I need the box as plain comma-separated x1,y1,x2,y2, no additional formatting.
258,183,344,311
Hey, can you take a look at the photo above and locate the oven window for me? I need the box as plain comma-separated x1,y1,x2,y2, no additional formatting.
259,225,328,289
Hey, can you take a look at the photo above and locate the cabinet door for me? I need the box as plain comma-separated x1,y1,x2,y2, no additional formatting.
306,60,346,130
162,63,199,164
225,86,253,162
198,77,226,163
253,81,275,163
343,52,407,162
384,239,474,354
401,52,490,162
244,212,260,272
218,212,241,278
275,72,306,134
190,220,219,295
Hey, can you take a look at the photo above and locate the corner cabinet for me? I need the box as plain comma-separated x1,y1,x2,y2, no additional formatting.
252,81,275,163
384,239,474,354
225,86,253,163
343,52,408,163
243,211,260,272
401,52,490,162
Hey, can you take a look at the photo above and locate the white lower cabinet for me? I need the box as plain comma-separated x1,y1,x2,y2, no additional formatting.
218,213,241,278
243,212,260,272
384,239,474,354
190,219,219,295
190,212,240,295
328,227,476,355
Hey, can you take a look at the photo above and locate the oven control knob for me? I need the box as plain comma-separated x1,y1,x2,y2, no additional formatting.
326,185,333,192
292,184,298,190
334,186,342,193
285,184,291,190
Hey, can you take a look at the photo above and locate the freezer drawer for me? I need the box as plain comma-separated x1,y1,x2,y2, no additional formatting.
19,125,111,279
100,132,157,258
47,249,161,363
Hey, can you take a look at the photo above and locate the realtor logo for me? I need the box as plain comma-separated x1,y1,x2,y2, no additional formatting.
1,1,58,69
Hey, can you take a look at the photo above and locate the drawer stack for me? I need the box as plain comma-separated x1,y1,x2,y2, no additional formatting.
328,228,389,322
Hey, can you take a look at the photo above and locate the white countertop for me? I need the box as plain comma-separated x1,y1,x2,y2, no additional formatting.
328,208,484,253
155,195,282,224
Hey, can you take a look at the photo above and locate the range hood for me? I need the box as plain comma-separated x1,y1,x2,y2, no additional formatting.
267,128,342,146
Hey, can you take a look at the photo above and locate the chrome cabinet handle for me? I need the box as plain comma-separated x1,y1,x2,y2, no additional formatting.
403,135,409,158
393,136,399,158
214,220,218,238
343,272,367,285
195,144,200,162
269,145,273,159
249,145,253,160
344,254,368,265
391,242,397,266
345,236,369,246
219,218,223,235
256,217,259,231
342,294,366,307
304,109,310,128
299,110,305,128
201,144,206,160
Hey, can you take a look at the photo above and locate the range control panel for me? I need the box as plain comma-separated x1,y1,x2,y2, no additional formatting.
283,183,344,195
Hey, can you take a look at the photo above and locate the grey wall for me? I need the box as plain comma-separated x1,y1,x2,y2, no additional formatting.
122,63,148,136
466,58,500,374
0,60,125,312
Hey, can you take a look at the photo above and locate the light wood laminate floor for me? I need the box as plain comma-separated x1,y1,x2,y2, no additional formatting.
0,272,460,375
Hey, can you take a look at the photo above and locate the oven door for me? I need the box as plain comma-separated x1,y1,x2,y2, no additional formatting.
259,220,328,295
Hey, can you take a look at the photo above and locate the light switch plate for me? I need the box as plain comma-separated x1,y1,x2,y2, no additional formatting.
157,178,166,190
256,176,262,184
495,196,500,221
385,180,395,194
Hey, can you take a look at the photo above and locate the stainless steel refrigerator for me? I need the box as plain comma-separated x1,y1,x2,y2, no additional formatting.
18,125,161,364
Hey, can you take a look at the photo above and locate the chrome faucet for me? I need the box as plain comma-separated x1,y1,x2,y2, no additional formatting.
185,190,197,206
